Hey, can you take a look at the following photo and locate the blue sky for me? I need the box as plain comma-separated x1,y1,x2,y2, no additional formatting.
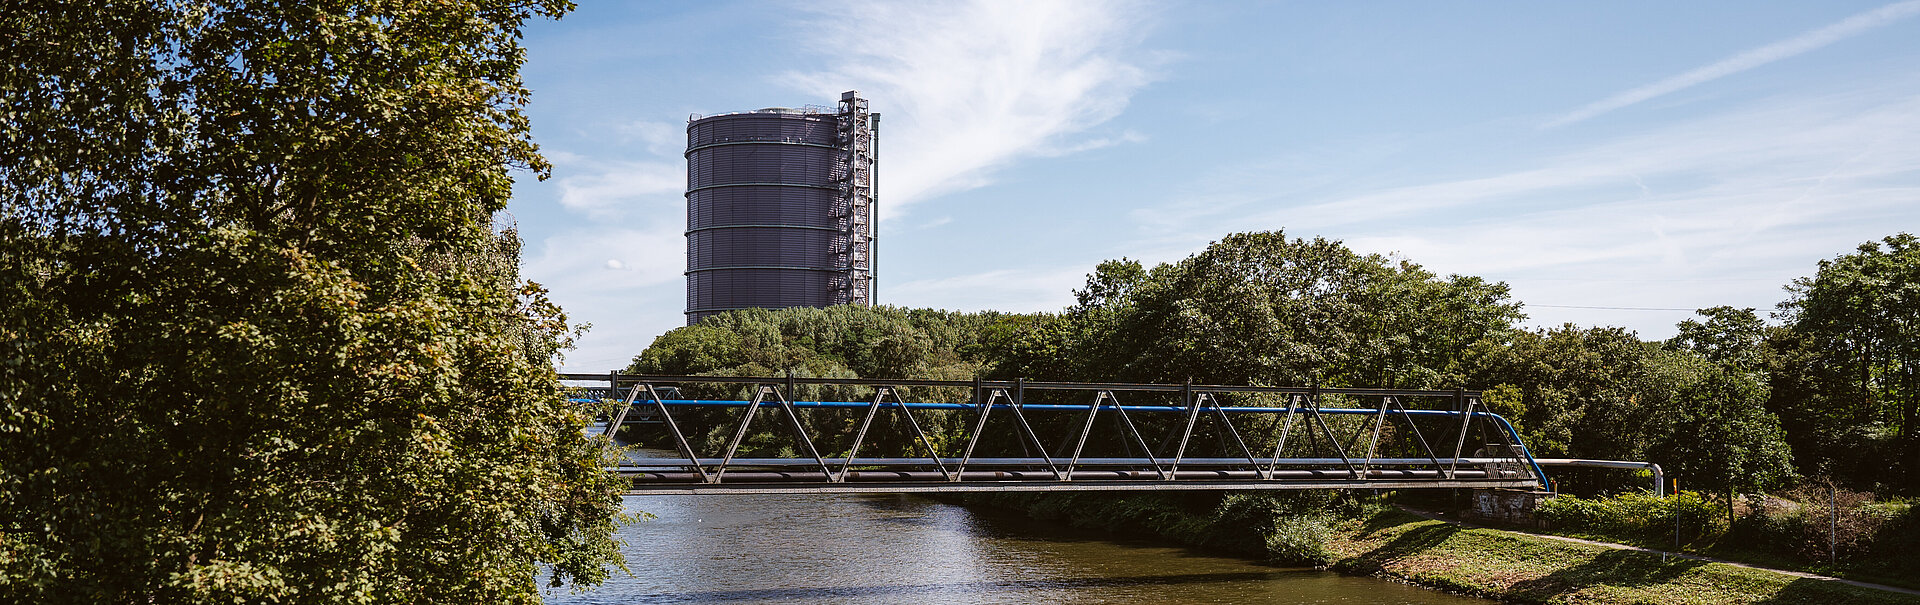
509,1,1920,373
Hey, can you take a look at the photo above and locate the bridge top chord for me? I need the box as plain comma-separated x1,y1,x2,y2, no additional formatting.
563,371,1484,398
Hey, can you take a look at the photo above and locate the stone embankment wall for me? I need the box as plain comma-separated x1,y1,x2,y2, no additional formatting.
1463,488,1552,526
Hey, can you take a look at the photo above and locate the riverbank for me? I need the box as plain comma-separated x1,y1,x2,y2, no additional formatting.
1392,506,1920,598
961,492,1920,604
1332,508,1919,604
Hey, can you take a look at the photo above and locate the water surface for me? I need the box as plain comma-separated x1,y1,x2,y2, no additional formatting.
545,492,1487,604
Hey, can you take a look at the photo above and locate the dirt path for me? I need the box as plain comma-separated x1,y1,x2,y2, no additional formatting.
1395,505,1920,598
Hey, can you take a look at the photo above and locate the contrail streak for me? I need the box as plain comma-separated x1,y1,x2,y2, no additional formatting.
1543,0,1920,129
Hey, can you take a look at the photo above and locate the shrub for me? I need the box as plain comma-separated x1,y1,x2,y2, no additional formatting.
1536,491,1719,544
1728,484,1903,562
1236,491,1384,565
1266,516,1336,566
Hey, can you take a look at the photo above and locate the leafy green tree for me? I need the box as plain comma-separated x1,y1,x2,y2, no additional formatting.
1659,307,1796,493
1776,233,1920,491
1763,325,1888,485
1668,306,1771,372
0,2,622,603
633,305,1038,382
1004,231,1523,388
1645,353,1795,494
632,323,745,376
1468,325,1660,459
1073,258,1148,309
1472,323,1793,494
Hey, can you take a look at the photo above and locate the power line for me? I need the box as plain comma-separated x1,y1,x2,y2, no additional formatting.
1529,304,1699,311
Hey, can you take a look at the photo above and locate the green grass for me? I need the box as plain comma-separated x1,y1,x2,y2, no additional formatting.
1528,529,1920,594
965,492,1920,604
1525,490,1920,592
1516,504,1920,591
1327,510,1920,605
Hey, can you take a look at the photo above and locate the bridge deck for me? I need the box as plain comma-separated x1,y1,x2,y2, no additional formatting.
614,457,1536,494
622,477,1539,495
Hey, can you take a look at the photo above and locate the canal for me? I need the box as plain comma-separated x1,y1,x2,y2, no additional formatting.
543,492,1490,604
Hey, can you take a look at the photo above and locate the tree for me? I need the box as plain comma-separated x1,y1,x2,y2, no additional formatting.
634,305,1036,382
1005,231,1524,388
0,2,622,603
1468,325,1660,459
1776,233,1920,491
1645,352,1795,495
1661,307,1796,493
1471,323,1793,494
1668,306,1770,372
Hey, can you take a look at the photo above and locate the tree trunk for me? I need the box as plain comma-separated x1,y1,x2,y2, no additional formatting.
1901,361,1918,491
1861,340,1875,411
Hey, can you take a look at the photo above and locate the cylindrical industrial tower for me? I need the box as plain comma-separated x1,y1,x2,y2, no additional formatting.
685,91,876,324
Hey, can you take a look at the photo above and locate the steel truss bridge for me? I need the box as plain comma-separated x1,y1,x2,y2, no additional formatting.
562,373,1551,495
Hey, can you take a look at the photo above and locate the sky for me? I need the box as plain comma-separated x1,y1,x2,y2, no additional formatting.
507,1,1920,373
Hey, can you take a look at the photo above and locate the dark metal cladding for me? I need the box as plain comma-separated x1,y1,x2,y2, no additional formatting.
685,94,875,323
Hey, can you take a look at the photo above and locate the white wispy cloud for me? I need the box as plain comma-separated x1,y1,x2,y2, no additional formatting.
545,120,689,219
1134,83,1920,338
552,160,681,218
1291,90,1920,235
615,120,687,158
1544,0,1920,129
785,0,1158,218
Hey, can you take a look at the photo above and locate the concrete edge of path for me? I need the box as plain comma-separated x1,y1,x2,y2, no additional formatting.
1393,505,1920,598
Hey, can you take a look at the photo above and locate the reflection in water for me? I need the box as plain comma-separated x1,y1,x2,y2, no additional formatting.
545,493,1487,604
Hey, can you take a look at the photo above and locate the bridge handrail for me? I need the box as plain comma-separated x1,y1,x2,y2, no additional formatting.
559,372,1481,399
576,398,1507,416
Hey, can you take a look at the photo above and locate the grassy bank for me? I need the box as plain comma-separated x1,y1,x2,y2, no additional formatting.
1527,488,1920,591
1331,509,1917,604
963,492,1920,604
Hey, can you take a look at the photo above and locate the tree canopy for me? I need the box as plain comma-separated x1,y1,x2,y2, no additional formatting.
631,305,1039,382
1,2,621,603
1001,231,1523,388
1775,233,1920,490
1467,323,1793,493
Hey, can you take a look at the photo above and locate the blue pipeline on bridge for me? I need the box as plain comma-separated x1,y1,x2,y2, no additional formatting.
563,373,1549,495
